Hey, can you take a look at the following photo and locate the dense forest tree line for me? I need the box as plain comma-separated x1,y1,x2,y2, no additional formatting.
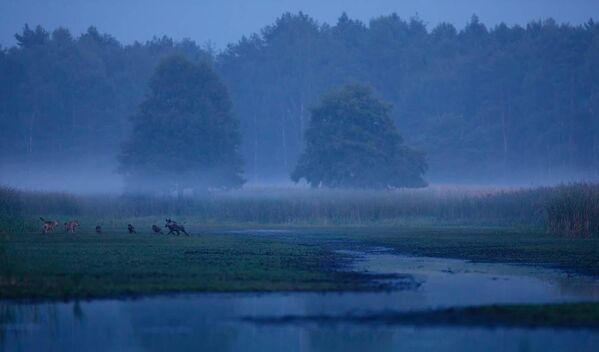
1,14,598,184
0,25,211,164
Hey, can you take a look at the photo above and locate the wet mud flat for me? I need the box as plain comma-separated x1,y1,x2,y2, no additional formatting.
2,247,599,352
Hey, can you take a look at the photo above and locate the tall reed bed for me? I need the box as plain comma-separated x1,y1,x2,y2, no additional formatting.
0,187,24,233
178,186,542,225
0,183,597,235
544,183,599,237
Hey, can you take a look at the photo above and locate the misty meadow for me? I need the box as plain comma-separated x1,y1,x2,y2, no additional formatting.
1,5,599,352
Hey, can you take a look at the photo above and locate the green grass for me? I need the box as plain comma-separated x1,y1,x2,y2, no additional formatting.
1,225,598,300
0,230,369,300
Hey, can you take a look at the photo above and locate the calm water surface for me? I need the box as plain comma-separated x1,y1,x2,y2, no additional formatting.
2,247,598,352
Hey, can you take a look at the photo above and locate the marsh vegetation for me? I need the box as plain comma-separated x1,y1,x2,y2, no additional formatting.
1,183,598,236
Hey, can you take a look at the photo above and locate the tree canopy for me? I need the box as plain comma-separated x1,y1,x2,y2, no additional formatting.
1,15,599,185
118,55,243,192
219,14,599,183
292,85,427,189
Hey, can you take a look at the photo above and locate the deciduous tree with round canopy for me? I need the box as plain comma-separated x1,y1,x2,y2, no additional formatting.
291,84,427,189
119,55,244,193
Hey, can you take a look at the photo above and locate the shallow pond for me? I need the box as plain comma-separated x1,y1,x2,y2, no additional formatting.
2,247,598,352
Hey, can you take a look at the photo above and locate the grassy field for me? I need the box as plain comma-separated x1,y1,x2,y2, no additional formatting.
0,230,373,300
1,225,598,300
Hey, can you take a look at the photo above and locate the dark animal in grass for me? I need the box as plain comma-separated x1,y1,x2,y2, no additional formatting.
40,217,59,234
165,218,189,236
152,224,163,234
64,220,80,233
128,224,136,234
95,225,102,234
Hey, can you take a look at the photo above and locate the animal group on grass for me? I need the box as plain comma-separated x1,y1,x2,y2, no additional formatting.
39,217,190,236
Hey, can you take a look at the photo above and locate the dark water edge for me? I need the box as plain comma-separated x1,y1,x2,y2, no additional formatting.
2,304,598,352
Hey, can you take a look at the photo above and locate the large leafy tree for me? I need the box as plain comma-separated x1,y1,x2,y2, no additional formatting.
119,55,244,192
292,85,427,189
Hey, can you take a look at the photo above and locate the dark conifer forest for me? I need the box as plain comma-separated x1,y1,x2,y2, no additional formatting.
1,13,598,185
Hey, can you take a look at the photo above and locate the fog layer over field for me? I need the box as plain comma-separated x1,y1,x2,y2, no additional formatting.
0,166,595,195
0,158,123,194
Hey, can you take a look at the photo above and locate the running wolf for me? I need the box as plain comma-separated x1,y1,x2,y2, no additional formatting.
40,217,59,234
64,220,80,233
165,218,189,236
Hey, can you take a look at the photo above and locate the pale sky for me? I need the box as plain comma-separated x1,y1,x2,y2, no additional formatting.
1,0,598,49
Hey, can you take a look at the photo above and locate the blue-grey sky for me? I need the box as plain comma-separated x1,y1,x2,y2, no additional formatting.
1,0,598,49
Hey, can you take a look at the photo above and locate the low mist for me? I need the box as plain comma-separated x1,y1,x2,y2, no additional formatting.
0,158,123,194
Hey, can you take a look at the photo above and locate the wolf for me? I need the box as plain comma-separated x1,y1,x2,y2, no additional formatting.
128,224,136,234
64,220,80,233
165,218,189,236
40,217,59,234
152,224,163,234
